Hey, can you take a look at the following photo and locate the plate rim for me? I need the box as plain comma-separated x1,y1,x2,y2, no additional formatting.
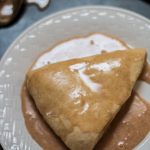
0,5,150,65
0,5,150,150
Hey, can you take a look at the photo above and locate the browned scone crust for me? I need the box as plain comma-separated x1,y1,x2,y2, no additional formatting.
27,49,146,150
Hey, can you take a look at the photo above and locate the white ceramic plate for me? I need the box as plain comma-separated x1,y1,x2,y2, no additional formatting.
0,6,150,150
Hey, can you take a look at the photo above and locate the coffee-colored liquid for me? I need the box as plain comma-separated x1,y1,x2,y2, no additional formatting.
21,33,150,150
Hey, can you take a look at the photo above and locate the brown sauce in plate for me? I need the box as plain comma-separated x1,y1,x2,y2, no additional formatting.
21,33,150,150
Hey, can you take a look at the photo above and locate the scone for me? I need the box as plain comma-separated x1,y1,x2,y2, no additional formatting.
27,48,146,150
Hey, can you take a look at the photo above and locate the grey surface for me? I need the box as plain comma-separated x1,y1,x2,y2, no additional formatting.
0,0,150,58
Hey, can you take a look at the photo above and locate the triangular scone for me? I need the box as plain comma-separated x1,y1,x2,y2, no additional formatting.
27,49,145,150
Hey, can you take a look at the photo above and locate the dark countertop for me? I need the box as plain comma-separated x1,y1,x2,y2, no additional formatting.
0,0,150,149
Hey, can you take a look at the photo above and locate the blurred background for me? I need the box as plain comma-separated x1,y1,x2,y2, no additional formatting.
0,0,150,149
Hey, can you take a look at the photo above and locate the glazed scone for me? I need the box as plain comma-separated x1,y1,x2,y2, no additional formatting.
27,48,146,150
